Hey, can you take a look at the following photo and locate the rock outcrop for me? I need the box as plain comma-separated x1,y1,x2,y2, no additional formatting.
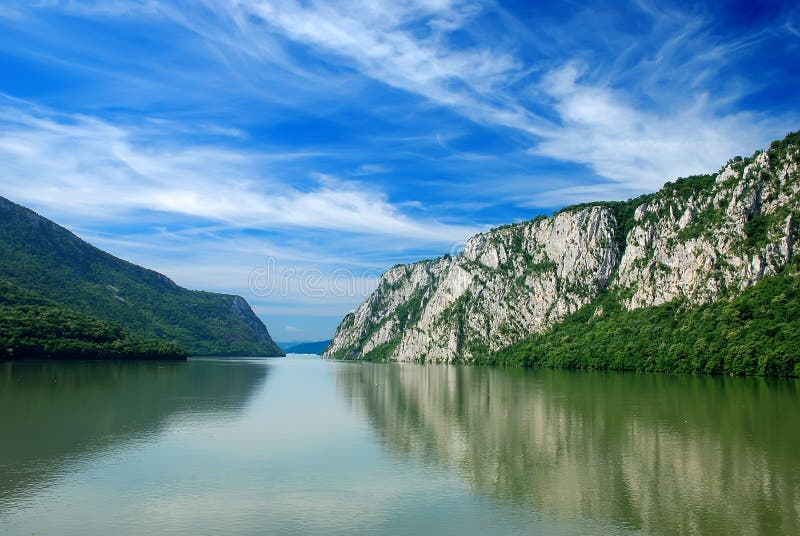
325,133,800,363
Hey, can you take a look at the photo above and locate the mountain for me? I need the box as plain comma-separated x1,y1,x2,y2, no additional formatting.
0,196,283,357
284,339,333,355
325,132,800,376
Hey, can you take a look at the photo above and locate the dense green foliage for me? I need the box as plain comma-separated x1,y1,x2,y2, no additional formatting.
362,339,400,362
0,282,186,360
0,196,282,356
768,130,800,163
481,262,800,377
0,280,186,359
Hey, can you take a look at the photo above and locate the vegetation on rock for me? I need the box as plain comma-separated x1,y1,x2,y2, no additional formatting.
326,131,800,376
481,259,800,377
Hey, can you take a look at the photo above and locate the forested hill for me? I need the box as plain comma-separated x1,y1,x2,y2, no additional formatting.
0,196,283,357
0,280,187,360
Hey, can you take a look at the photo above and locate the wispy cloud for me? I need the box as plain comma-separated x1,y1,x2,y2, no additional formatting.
17,1,798,195
232,0,550,132
530,63,784,190
69,0,792,194
0,98,480,243
41,0,552,133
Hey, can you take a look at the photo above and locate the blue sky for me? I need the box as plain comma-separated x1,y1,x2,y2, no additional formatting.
1,0,798,340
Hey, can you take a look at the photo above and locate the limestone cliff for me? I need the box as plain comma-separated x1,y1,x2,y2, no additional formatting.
325,133,800,363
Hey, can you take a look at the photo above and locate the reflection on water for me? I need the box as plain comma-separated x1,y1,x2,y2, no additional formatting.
336,363,800,536
2,358,798,535
0,358,268,508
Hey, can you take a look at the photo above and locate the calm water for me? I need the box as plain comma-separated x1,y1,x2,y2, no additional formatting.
1,357,798,535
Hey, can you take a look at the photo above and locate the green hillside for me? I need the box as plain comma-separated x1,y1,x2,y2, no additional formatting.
0,196,283,357
0,281,186,360
483,259,800,376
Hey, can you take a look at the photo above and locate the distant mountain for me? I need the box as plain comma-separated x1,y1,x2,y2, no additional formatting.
284,340,333,355
326,132,800,376
276,342,302,352
0,196,283,357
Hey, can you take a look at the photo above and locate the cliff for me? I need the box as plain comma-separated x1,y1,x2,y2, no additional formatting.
325,132,799,370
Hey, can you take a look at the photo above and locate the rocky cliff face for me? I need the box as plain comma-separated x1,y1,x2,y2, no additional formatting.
614,149,798,307
325,134,800,363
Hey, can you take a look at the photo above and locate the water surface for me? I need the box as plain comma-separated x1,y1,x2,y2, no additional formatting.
1,357,797,535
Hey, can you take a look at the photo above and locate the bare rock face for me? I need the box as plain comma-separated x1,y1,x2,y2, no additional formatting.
325,137,800,363
326,207,619,362
615,150,799,308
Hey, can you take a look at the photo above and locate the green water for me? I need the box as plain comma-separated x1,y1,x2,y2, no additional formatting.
0,357,798,535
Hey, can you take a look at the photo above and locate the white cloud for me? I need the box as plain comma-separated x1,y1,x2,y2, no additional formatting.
47,0,550,135
233,0,550,133
0,99,461,335
136,0,793,196
26,1,797,200
530,63,787,191
0,100,479,243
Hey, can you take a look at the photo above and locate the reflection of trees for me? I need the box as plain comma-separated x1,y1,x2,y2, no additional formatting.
0,358,269,506
337,363,800,536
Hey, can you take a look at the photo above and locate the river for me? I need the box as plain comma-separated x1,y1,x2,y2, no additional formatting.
1,356,797,535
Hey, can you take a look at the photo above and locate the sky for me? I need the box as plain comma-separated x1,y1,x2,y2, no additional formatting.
1,0,798,340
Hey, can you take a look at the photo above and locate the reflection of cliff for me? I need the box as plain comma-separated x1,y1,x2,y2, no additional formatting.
0,358,269,507
336,364,800,536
